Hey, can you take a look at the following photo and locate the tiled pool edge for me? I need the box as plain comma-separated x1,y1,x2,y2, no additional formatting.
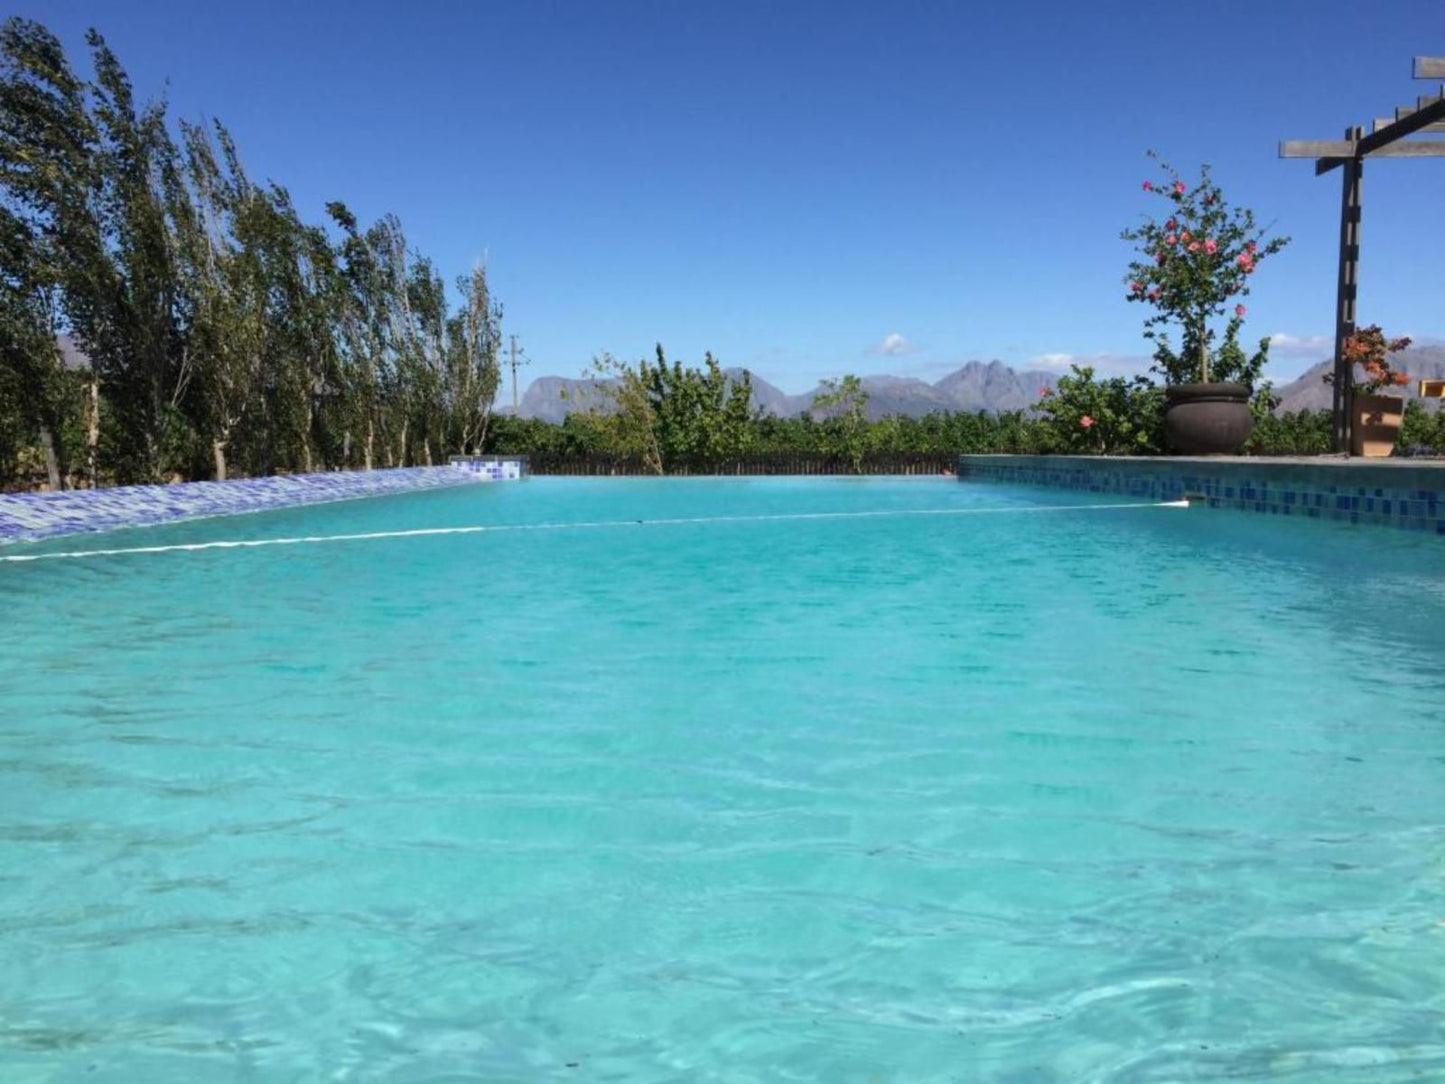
956,455,1445,534
0,467,488,544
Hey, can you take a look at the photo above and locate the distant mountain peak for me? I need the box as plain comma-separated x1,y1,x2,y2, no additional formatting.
513,361,1062,422
509,346,1445,423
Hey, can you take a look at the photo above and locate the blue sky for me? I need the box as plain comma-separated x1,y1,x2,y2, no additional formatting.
24,0,1445,391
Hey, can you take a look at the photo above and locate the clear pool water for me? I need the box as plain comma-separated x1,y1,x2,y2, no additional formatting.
2,477,1444,1082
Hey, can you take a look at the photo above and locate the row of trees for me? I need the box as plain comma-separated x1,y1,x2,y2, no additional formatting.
0,18,502,490
480,354,1423,468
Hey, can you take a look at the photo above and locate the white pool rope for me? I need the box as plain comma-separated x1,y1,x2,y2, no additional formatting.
0,499,1191,564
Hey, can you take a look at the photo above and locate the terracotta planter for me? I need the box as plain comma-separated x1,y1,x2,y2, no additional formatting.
1163,383,1254,455
1350,393,1404,457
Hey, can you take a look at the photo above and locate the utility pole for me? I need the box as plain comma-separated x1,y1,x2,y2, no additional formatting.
507,335,528,414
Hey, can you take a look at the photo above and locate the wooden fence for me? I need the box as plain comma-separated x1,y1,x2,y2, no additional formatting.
523,452,956,476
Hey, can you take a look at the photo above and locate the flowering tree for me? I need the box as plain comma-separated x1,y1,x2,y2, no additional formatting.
1122,156,1289,388
1326,325,1412,394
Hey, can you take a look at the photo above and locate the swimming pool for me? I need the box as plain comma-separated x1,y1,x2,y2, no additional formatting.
2,477,1443,1081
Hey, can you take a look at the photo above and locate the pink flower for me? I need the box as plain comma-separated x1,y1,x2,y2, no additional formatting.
1246,241,1257,254
1173,181,1186,195
1165,233,1177,245
1204,239,1217,254
1130,281,1144,293
1039,386,1052,397
1143,180,1153,191
1187,241,1200,253
1180,231,1191,243
1235,304,1246,317
1080,415,1096,429
1236,253,1254,270
1166,219,1177,230
1147,288,1160,301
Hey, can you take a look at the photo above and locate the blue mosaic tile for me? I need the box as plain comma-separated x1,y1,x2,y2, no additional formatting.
0,464,520,544
955,456,1445,537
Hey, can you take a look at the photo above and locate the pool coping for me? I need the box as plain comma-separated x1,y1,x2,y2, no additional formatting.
0,467,491,545
956,454,1445,534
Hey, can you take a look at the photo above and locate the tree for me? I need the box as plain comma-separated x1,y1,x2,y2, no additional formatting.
446,265,502,456
640,346,757,470
0,19,513,490
811,373,869,473
1122,156,1289,390
0,17,94,488
169,119,264,479
570,351,664,473
73,28,191,482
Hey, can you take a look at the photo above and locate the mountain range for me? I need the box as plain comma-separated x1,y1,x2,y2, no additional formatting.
510,347,1445,422
512,361,1066,423
1269,346,1445,412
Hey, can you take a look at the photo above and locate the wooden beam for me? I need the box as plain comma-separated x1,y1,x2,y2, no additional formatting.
1376,117,1445,133
1312,93,1445,173
1415,57,1445,79
1396,91,1445,120
1283,139,1445,158
1331,128,1364,454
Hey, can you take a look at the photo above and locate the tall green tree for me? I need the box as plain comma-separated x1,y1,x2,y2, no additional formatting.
76,28,190,482
0,17,94,489
446,265,502,456
811,373,869,473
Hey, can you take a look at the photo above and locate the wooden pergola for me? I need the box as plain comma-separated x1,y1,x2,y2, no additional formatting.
1280,56,1445,453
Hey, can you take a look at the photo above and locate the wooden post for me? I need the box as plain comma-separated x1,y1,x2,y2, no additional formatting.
1331,127,1363,454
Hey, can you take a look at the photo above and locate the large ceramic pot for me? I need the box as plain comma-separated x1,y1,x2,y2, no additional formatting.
1350,393,1404,457
1163,382,1253,455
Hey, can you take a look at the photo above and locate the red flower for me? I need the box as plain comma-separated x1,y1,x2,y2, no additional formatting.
1080,415,1096,429
1143,180,1153,191
1235,304,1246,317
1173,181,1186,195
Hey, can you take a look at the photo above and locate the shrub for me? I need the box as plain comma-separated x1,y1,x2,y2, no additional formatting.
1036,365,1164,455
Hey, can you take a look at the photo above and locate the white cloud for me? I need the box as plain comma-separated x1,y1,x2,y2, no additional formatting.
1266,332,1331,355
1025,352,1149,377
1031,352,1076,371
869,332,918,357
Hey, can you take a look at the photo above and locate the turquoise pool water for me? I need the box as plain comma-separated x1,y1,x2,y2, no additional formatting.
2,477,1444,1082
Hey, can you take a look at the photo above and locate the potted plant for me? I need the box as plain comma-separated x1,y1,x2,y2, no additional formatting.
1122,157,1290,454
1324,325,1412,457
